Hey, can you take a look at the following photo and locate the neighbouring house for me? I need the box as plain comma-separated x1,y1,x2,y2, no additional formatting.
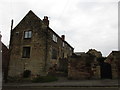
105,51,120,79
8,10,74,78
2,43,10,82
87,49,102,58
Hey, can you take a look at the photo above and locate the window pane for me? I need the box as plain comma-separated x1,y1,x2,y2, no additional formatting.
22,47,30,58
52,48,57,59
24,32,28,38
63,42,64,47
24,31,32,39
53,34,55,41
28,31,32,38
52,34,57,42
55,37,57,42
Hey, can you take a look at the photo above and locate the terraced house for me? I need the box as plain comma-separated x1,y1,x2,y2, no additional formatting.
8,10,74,77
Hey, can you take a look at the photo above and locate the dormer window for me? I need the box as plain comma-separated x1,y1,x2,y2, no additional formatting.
52,34,57,42
24,31,32,39
63,42,65,47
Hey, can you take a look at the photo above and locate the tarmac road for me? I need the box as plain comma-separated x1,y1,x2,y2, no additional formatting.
2,87,119,90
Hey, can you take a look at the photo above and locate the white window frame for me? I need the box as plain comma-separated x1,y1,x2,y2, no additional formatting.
24,31,32,39
52,34,57,42
63,42,65,47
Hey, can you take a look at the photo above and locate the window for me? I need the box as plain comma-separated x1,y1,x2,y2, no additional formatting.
52,34,57,42
63,42,65,47
24,31,32,39
52,48,57,59
16,32,19,35
22,47,31,58
62,53,64,58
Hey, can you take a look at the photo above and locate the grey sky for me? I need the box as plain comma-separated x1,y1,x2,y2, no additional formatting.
0,0,118,56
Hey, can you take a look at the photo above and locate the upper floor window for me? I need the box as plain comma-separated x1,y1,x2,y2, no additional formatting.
24,31,32,39
22,47,31,58
63,42,65,47
52,48,57,59
52,34,57,42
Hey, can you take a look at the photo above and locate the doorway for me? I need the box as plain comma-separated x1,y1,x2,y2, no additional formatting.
100,62,112,79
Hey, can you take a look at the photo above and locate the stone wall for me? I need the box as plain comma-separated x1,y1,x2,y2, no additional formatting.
68,54,95,79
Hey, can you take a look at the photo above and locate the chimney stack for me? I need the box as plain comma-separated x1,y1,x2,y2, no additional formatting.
11,19,13,31
61,35,65,41
43,16,49,27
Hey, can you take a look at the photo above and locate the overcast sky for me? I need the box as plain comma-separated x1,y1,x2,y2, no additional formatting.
0,0,119,56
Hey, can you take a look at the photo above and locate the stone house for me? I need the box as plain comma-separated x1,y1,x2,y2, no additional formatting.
105,51,120,79
2,43,10,82
8,10,74,78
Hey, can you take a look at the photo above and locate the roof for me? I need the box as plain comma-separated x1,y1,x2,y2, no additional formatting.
108,51,120,57
14,10,74,49
48,27,74,49
12,10,74,50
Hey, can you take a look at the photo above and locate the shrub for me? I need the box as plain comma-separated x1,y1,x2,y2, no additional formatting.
32,75,58,83
7,76,22,82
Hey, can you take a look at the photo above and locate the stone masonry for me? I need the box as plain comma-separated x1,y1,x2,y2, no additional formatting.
8,10,73,78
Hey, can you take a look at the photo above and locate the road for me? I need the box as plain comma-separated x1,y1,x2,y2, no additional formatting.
2,87,119,90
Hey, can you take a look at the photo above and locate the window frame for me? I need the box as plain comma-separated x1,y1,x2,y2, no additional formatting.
22,47,31,58
63,42,65,47
51,48,57,59
24,31,32,39
52,34,57,42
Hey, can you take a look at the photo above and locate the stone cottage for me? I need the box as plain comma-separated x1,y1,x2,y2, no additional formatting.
8,10,74,78
105,51,120,79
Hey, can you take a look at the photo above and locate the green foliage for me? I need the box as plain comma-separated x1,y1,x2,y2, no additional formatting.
32,75,58,83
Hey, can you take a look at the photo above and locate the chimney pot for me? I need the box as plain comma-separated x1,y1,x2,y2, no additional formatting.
43,16,49,26
61,35,65,41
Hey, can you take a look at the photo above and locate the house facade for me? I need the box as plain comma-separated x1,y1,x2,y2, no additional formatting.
105,51,120,79
2,43,10,82
8,10,74,77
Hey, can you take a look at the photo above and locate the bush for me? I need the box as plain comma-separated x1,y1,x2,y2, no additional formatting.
32,75,58,83
7,76,22,82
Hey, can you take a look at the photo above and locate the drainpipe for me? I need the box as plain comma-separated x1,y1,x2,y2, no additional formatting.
43,16,49,73
44,27,48,72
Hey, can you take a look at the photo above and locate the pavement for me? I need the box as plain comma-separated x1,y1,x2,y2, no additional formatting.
2,77,120,87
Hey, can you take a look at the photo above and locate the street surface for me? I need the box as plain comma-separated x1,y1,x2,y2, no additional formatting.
2,87,119,90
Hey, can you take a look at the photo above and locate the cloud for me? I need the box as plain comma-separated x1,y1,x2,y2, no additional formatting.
0,0,118,56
